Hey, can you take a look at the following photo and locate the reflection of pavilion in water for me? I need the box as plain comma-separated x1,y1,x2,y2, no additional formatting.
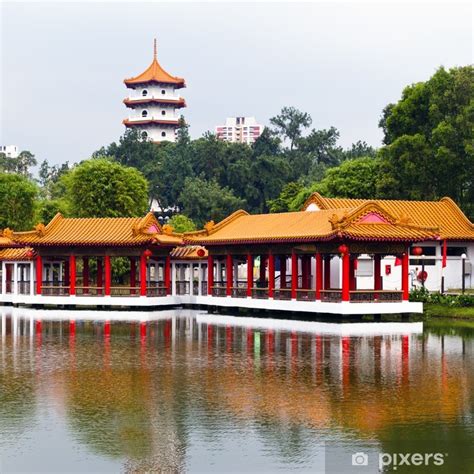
1,308,473,471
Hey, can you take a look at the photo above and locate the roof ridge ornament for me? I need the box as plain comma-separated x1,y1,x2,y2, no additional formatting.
204,221,215,234
2,228,13,239
162,224,174,235
35,223,46,236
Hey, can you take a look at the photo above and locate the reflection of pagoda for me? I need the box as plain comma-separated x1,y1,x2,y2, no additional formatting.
123,39,186,142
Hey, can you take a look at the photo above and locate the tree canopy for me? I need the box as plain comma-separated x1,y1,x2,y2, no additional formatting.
61,158,149,218
0,173,38,230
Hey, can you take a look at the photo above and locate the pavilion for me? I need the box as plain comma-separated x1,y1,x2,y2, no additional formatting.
0,194,472,315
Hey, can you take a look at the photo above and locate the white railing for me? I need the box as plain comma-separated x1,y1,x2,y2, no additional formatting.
126,95,183,102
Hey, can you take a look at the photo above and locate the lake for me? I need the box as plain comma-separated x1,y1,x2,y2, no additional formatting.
0,307,473,473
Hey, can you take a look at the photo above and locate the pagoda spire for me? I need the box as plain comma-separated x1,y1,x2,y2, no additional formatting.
153,38,157,60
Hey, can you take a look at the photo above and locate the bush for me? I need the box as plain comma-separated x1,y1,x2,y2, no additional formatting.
410,288,474,307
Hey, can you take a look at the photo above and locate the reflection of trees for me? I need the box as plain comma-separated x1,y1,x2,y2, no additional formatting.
0,341,37,440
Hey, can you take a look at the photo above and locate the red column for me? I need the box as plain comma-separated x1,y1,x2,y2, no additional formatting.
104,255,111,296
374,254,382,291
139,253,147,296
69,255,76,295
349,258,356,291
280,255,287,288
324,256,331,289
268,253,275,298
165,256,171,295
402,251,409,301
315,253,323,300
83,257,89,294
35,255,42,295
226,254,232,296
342,252,350,301
97,258,103,295
207,255,214,295
130,257,136,291
291,251,298,299
246,254,253,297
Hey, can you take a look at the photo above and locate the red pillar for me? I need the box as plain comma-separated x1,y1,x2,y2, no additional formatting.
35,255,42,295
69,255,76,295
104,255,111,296
165,256,171,295
130,257,136,291
342,252,350,301
268,253,275,298
374,254,382,291
97,258,103,295
280,255,287,288
246,254,253,297
315,253,323,300
349,257,356,291
83,257,89,294
226,254,232,296
140,253,147,296
402,251,409,301
291,251,298,299
324,256,331,289
207,255,214,295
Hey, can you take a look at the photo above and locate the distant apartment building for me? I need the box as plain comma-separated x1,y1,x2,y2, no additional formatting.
215,117,263,145
0,145,19,158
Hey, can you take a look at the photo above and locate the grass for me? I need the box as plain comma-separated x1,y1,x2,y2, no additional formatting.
423,303,474,320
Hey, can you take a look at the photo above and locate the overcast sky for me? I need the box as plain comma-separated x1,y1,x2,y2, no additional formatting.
1,1,472,166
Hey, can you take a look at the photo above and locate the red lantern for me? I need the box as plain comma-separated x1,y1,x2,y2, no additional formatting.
143,249,152,259
197,248,205,258
412,246,423,256
338,244,348,255
25,249,34,259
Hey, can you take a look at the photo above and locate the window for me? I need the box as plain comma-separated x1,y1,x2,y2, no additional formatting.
410,246,436,256
142,89,148,97
356,259,373,277
161,89,166,95
142,110,148,118
141,131,148,139
447,247,467,256
161,110,166,116
161,131,166,138
410,259,436,266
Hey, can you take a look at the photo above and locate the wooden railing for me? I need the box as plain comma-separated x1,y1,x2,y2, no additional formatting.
176,281,190,295
296,289,316,301
42,285,70,296
350,290,403,303
76,286,104,296
273,288,292,300
231,286,248,298
18,282,31,295
320,290,343,302
147,285,167,297
211,286,227,297
252,287,269,299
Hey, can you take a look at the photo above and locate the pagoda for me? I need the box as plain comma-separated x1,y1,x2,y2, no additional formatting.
123,39,186,142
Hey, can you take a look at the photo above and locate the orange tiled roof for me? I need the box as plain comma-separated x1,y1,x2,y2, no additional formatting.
0,247,34,261
170,245,207,260
12,213,181,247
303,193,474,241
124,45,185,88
184,205,438,245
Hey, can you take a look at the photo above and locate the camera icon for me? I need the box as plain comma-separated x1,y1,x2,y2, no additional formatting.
352,452,369,466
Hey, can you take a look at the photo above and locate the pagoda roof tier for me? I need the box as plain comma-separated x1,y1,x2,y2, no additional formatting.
123,118,179,127
184,202,440,246
11,213,182,247
123,97,186,108
124,41,185,89
303,193,474,241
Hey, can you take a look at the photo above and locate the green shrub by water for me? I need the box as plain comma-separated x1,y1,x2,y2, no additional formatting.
410,287,474,307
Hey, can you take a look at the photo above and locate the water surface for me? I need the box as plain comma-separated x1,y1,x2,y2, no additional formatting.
0,308,473,473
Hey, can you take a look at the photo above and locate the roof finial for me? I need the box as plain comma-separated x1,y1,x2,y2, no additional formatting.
153,38,157,59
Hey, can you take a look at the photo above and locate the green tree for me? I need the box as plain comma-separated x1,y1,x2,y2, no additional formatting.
168,214,197,233
0,150,37,178
267,182,304,213
298,126,343,166
377,65,474,217
0,173,38,230
63,158,149,218
318,157,380,198
179,177,245,226
270,106,312,150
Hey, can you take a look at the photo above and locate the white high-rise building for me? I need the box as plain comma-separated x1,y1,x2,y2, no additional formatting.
123,40,186,143
215,117,263,145
0,145,19,158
